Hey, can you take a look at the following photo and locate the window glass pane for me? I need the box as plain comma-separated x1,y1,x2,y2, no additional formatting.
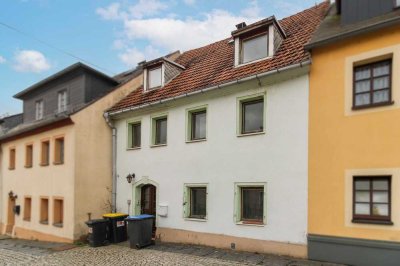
355,93,370,106
355,191,370,202
373,180,388,190
242,188,264,221
355,67,370,80
373,76,389,90
355,80,370,93
148,67,162,89
242,100,263,133
373,90,389,104
355,203,370,215
373,192,388,203
373,62,390,77
155,118,167,144
397,0,400,7
132,124,141,148
242,34,268,63
372,204,388,216
192,111,206,140
190,187,206,218
355,180,370,190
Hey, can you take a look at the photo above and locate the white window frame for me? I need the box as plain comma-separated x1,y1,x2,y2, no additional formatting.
57,90,68,113
183,183,208,221
35,100,44,120
145,65,164,91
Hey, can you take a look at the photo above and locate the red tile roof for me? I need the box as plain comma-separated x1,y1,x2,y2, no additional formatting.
109,1,329,113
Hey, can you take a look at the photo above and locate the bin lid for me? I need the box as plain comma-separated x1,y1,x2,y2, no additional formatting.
103,212,128,218
126,214,155,220
85,219,108,225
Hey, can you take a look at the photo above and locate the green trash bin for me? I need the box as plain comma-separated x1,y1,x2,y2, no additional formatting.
103,213,128,243
125,214,155,249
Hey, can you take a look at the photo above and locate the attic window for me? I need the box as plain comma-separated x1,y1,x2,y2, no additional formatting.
241,33,269,64
147,66,162,90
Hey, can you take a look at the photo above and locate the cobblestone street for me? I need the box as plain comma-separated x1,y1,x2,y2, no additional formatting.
0,238,343,266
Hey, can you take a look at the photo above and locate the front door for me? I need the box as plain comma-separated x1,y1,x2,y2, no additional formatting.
6,197,16,234
141,185,156,238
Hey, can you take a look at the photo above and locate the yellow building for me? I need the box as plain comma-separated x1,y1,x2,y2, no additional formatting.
0,63,143,242
306,1,400,265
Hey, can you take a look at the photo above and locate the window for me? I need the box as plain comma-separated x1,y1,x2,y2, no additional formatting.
24,197,32,221
35,100,44,120
234,183,266,224
353,60,392,109
241,187,264,224
183,184,207,220
153,117,167,145
189,109,207,141
239,97,264,135
148,66,162,90
25,144,33,168
41,140,50,166
353,176,391,224
128,122,141,149
9,148,16,170
58,90,68,113
396,0,400,8
241,33,268,64
53,199,64,227
40,198,49,224
54,137,64,164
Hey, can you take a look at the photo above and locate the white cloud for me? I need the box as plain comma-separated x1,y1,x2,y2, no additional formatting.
97,1,262,66
13,50,51,73
96,2,123,20
0,55,6,64
183,0,195,6
119,45,161,67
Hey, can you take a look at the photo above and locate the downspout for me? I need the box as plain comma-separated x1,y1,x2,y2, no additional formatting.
104,112,117,213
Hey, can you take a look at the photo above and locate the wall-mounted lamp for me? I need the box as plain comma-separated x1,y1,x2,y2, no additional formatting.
126,173,135,183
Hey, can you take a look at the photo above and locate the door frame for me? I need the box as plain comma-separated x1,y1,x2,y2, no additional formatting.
132,178,159,218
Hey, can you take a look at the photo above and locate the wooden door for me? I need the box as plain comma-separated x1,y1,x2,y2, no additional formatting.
141,185,156,238
6,198,16,234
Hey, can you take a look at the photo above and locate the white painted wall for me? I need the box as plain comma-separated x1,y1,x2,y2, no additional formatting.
115,72,309,245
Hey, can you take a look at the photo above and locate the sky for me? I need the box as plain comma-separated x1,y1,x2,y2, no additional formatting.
0,0,320,116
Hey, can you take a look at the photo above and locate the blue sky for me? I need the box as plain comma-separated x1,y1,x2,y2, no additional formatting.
0,0,319,115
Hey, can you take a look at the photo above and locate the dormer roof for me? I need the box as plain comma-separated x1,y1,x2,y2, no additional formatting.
231,16,286,39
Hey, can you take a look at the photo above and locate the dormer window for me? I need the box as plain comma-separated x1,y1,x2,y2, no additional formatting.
241,33,269,64
58,90,68,113
143,57,185,92
148,66,162,90
232,17,286,67
35,100,44,120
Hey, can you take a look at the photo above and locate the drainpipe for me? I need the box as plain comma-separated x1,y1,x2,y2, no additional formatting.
104,112,117,213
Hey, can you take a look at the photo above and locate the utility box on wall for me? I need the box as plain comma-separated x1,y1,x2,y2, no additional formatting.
157,204,168,217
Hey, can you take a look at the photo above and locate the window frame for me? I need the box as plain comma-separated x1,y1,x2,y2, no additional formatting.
40,197,49,225
40,140,50,166
352,175,392,225
183,183,208,221
237,93,266,136
23,196,32,221
186,105,208,142
240,186,264,224
352,59,393,110
9,147,16,170
25,144,33,168
234,182,267,225
53,197,64,227
240,31,269,65
35,99,44,120
147,65,163,91
151,114,168,147
127,120,142,149
57,89,68,113
54,137,65,165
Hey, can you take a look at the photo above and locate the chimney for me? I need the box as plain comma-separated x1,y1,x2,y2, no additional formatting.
235,22,247,30
138,60,146,67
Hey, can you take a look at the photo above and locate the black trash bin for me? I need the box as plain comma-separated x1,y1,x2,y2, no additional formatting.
125,214,155,249
85,219,109,247
103,213,128,243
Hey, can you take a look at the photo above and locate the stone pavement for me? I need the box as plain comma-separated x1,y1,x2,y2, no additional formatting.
0,237,345,266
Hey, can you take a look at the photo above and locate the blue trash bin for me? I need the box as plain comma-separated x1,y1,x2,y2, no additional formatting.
125,214,155,249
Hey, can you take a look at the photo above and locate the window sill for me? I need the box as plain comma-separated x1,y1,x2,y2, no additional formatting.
235,56,272,68
53,223,63,228
127,147,141,151
40,221,49,225
352,101,394,111
352,219,393,225
150,144,167,148
24,165,32,169
237,131,265,137
236,221,265,227
40,163,49,167
186,139,207,144
184,217,207,222
53,162,64,165
8,168,15,171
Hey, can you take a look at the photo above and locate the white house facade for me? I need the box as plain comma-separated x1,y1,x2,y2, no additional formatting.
107,3,327,258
